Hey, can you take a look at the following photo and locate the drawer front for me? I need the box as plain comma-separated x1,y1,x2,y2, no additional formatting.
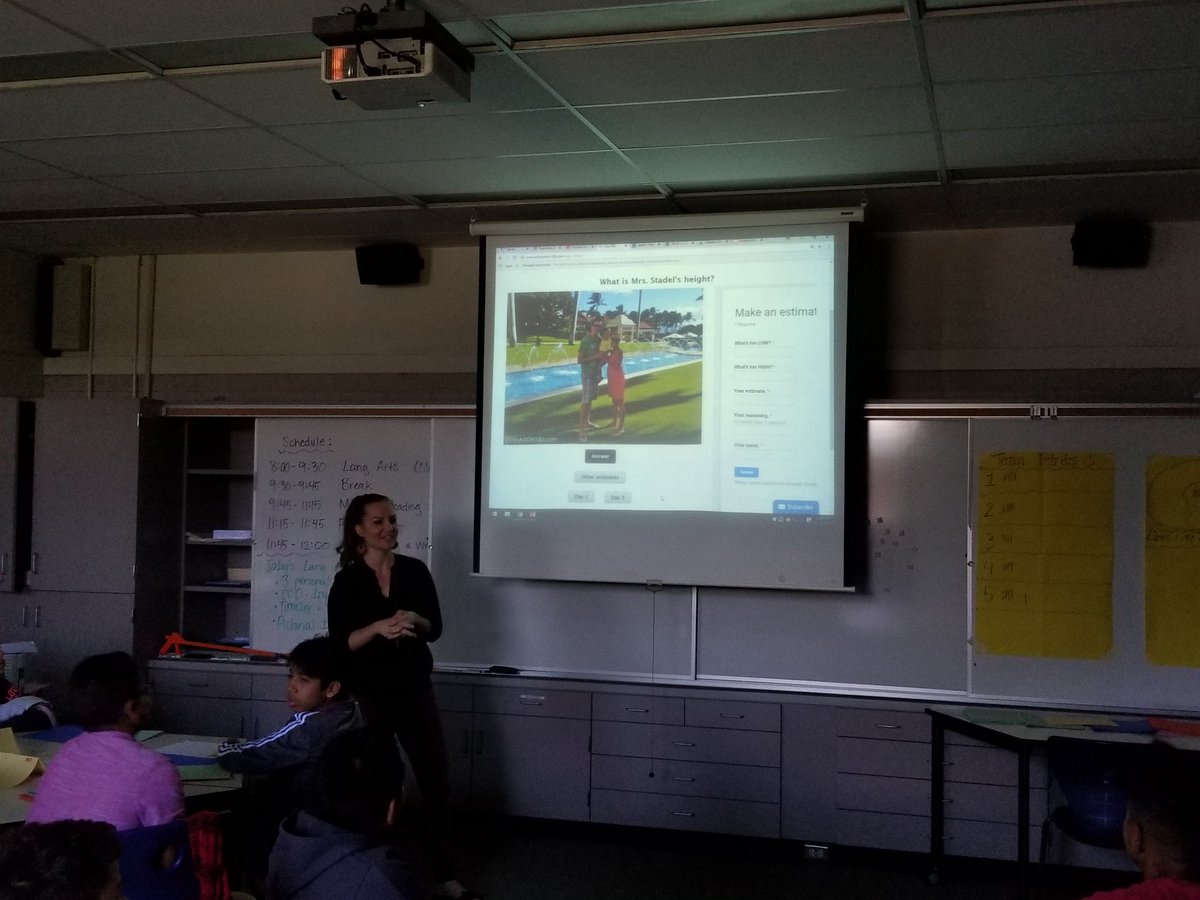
836,774,1047,825
836,707,928,742
945,781,1047,825
592,693,684,725
944,819,1041,861
155,696,252,738
945,743,1047,787
592,755,780,803
837,773,927,816
251,671,288,701
434,683,474,713
836,736,929,779
836,809,929,853
473,686,590,719
685,698,779,732
150,667,252,699
654,725,780,767
591,789,779,838
593,721,653,758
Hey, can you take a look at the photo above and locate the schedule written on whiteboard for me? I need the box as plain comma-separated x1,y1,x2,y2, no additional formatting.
251,418,434,653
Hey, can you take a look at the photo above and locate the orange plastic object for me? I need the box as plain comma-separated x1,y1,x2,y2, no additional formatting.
158,632,280,659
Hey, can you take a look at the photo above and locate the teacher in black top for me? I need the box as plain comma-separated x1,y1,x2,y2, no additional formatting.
327,492,478,900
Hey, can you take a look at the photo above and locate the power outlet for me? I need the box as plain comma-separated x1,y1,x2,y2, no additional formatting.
803,843,829,861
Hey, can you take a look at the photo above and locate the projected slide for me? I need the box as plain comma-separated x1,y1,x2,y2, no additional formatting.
486,233,837,517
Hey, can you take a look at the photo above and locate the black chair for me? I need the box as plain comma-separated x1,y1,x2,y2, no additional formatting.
1039,736,1148,887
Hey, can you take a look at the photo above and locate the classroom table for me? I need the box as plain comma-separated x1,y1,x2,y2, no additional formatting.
925,706,1200,900
0,730,241,826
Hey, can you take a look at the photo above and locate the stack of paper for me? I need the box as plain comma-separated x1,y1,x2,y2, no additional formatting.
0,727,43,788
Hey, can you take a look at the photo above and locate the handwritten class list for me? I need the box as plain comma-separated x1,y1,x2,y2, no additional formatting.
1144,456,1200,667
251,420,434,653
974,451,1115,659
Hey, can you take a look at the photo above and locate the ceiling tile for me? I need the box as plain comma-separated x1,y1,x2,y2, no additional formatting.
520,23,921,104
944,120,1200,170
0,146,72,180
275,109,605,165
0,79,244,140
0,176,155,211
174,53,559,127
485,0,899,42
627,133,939,188
101,166,389,205
925,3,1200,83
351,151,652,197
28,0,332,47
0,2,94,55
584,87,930,147
936,69,1200,131
6,128,327,176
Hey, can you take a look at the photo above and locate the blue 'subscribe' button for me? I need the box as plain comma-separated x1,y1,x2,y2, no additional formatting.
734,467,759,478
774,500,819,514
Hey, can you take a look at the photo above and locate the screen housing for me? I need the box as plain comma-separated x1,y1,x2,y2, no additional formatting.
473,209,860,591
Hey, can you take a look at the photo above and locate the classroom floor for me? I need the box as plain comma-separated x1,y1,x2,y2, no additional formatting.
448,818,1137,900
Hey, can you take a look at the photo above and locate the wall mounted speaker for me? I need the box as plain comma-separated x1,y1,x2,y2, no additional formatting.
1071,218,1152,268
355,243,425,285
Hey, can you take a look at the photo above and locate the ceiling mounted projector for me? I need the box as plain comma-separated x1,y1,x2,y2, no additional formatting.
312,2,474,109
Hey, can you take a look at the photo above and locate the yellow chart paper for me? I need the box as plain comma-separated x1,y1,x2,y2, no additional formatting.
975,452,1114,658
1145,456,1200,667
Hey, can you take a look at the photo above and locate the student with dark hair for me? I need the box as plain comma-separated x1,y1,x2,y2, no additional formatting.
218,636,363,800
266,728,421,900
1084,742,1200,900
27,651,183,830
218,636,365,876
0,820,123,900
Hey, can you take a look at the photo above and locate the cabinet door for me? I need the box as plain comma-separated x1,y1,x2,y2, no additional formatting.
472,713,591,821
154,695,252,739
442,710,474,805
25,592,135,687
28,399,140,593
0,399,19,592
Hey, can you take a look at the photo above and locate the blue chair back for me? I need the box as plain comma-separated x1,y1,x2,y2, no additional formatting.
1046,736,1147,848
117,819,200,900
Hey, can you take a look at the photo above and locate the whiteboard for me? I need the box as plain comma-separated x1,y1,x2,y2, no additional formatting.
251,418,433,653
696,419,970,692
969,417,1200,711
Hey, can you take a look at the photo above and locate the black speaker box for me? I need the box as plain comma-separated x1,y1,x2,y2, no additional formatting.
1071,218,1152,268
355,243,424,285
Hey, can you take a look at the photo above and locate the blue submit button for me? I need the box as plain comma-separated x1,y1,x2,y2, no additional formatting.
734,467,759,478
774,500,820,515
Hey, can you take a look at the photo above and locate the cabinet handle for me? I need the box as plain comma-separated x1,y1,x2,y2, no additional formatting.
186,682,210,689
874,723,901,729
0,552,7,577
30,552,38,574
518,696,544,706
21,605,28,628
670,776,696,783
34,606,41,628
624,707,650,713
671,741,696,747
671,811,695,818
718,713,744,719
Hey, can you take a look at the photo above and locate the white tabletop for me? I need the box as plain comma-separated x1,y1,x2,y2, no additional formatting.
1,730,241,826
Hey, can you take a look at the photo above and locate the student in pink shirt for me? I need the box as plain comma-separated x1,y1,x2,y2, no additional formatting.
27,651,183,831
1083,742,1200,900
